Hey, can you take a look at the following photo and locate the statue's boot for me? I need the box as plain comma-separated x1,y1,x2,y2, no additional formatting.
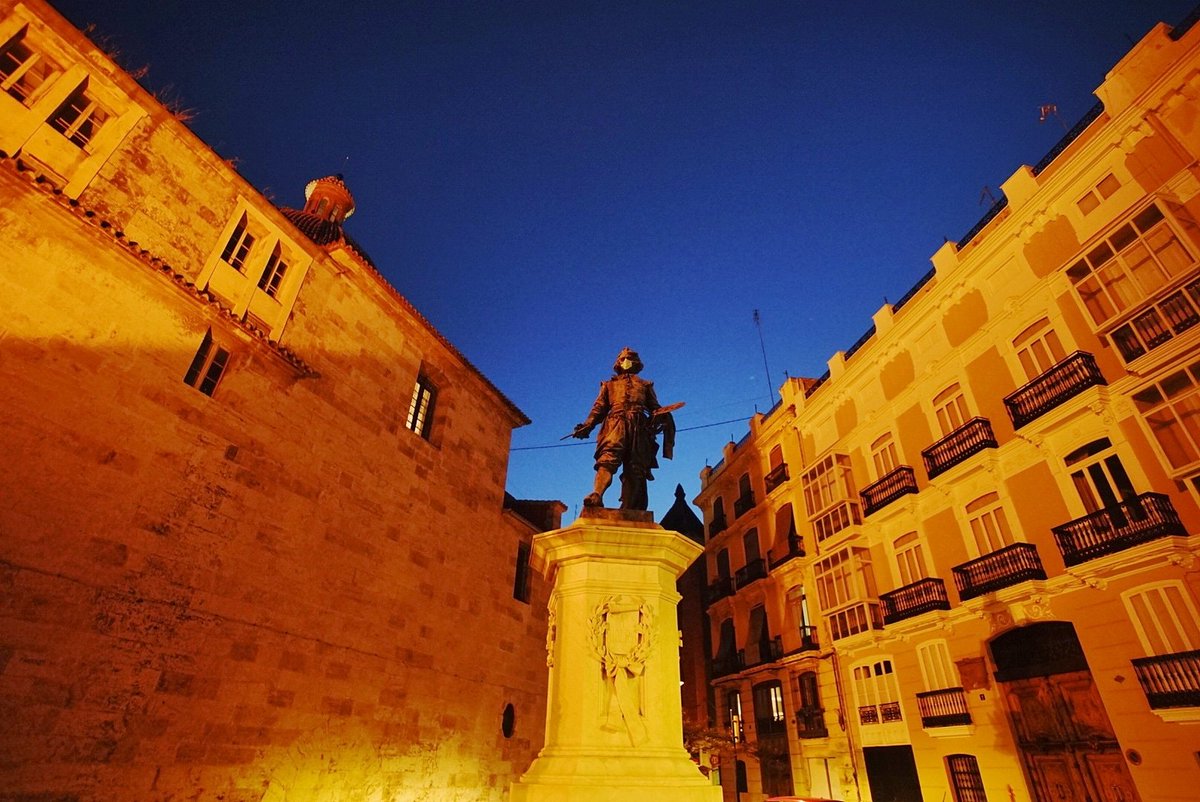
584,467,614,507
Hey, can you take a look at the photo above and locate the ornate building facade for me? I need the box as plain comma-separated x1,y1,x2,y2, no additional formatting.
693,10,1200,802
0,1,562,799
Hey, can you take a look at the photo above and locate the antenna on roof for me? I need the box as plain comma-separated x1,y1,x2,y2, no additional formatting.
980,186,998,207
1039,103,1068,132
753,309,773,404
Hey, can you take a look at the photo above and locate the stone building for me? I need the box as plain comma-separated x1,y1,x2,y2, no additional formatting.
0,1,562,799
693,10,1200,802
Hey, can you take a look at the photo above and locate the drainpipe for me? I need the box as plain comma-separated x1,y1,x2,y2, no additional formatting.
830,650,863,802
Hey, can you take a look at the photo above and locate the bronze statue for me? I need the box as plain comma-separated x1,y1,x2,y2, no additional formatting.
571,348,680,511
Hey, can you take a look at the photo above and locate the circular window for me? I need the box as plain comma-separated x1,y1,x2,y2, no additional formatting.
501,703,516,738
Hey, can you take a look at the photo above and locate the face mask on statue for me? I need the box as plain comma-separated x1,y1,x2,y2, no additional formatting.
619,358,634,371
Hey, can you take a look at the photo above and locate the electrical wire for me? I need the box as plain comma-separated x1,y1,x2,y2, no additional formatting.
509,415,753,451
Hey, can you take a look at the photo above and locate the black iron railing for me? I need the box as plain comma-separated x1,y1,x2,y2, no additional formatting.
704,576,733,606
916,687,972,727
795,624,819,653
711,651,745,678
923,418,998,479
709,514,727,538
860,465,919,515
734,493,756,518
795,706,828,738
1004,352,1106,428
1053,493,1187,566
734,558,768,587
858,705,878,725
880,577,951,624
1031,102,1105,176
957,196,1009,250
768,534,805,569
893,267,936,313
953,542,1047,601
805,370,831,398
746,636,784,668
764,463,789,492
859,701,902,725
1132,649,1200,709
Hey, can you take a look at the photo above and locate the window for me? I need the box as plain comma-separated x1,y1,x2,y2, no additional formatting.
710,497,726,533
1076,174,1121,215
725,688,743,729
513,541,532,603
787,584,812,630
1067,203,1195,328
752,680,787,735
747,604,772,663
892,531,928,586
1063,438,1136,514
0,34,59,106
49,85,109,149
183,329,230,397
257,243,290,298
405,375,436,439
220,215,256,273
815,547,880,641
853,659,901,724
742,529,761,564
801,454,861,544
933,384,970,436
1123,582,1200,656
917,640,957,691
716,548,731,580
1132,361,1200,472
871,433,899,477
774,503,798,543
946,755,987,802
964,492,1013,556
796,671,821,709
769,445,784,470
1012,318,1066,381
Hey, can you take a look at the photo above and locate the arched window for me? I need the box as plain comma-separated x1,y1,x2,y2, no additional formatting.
933,384,971,436
964,492,1013,556
1013,318,1066,380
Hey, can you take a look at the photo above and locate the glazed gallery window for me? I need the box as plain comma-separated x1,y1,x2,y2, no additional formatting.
0,33,60,105
183,329,230,397
1132,361,1200,472
49,84,109,149
1067,203,1195,328
220,214,257,273
405,375,436,439
932,384,971,436
801,454,861,544
946,754,988,802
1123,582,1200,656
964,492,1014,556
1012,318,1067,381
1063,438,1136,514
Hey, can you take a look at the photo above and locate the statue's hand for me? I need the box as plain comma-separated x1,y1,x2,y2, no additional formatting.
572,424,592,439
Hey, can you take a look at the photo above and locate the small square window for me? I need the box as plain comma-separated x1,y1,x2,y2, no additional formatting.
257,243,289,298
183,329,230,397
405,375,436,439
220,215,256,273
1077,191,1100,215
1096,173,1121,199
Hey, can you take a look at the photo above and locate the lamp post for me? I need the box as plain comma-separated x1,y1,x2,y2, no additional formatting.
730,713,742,802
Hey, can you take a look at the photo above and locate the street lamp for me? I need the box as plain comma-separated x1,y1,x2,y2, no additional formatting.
730,713,742,802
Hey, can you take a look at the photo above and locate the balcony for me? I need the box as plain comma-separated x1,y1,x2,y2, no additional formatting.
880,577,950,625
745,636,784,668
953,542,1047,601
916,687,972,728
795,706,828,738
768,534,805,569
711,651,745,678
734,557,768,588
704,576,734,606
709,514,728,539
734,493,756,518
922,418,998,479
764,463,789,493
1052,493,1187,566
1003,351,1106,429
860,466,919,516
1132,649,1200,709
794,624,819,653
1109,281,1200,363
859,700,902,725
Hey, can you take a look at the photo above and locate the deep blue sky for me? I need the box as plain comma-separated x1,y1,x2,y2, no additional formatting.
53,0,1199,518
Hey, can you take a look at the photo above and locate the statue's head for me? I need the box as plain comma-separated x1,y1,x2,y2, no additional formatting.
613,347,643,375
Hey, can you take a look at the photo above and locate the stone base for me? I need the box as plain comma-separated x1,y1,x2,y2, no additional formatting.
511,746,721,801
577,506,655,524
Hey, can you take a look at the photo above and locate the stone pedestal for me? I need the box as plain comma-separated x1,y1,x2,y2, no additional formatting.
510,510,721,802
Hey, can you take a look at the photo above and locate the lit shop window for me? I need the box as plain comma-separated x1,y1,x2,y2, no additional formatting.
405,375,436,439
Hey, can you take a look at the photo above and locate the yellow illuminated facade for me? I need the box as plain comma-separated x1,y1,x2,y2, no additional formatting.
0,1,560,799
694,14,1200,802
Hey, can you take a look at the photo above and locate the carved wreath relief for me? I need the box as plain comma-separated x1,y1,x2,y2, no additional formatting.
589,594,654,745
545,594,558,668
